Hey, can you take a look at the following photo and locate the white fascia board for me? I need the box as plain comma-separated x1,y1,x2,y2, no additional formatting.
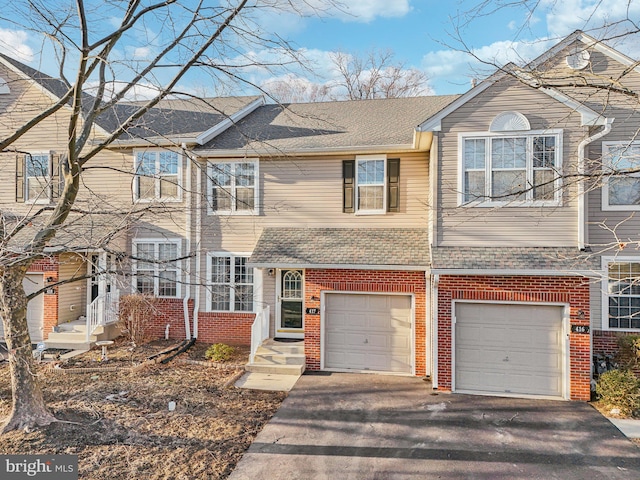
196,144,418,158
417,77,497,132
247,262,429,271
0,56,113,139
576,32,640,74
107,136,199,148
538,86,606,126
196,96,265,145
431,268,599,277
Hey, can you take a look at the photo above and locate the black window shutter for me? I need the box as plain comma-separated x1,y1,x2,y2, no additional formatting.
15,154,25,202
343,160,355,213
387,158,400,212
51,152,61,200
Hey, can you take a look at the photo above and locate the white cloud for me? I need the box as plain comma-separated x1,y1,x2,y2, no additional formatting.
540,0,640,38
0,28,33,62
268,0,410,23
422,38,554,85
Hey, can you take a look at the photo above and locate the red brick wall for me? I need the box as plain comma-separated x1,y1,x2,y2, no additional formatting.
437,275,591,401
140,297,254,346
304,269,427,376
28,257,59,340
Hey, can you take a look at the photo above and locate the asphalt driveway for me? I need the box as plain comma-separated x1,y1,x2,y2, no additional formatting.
229,372,640,479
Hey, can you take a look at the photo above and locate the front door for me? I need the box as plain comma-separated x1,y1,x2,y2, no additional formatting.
277,269,304,339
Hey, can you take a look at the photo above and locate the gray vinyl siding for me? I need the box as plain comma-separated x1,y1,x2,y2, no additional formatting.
57,253,88,324
436,76,586,247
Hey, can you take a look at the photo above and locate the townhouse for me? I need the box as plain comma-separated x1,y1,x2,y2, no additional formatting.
1,30,640,401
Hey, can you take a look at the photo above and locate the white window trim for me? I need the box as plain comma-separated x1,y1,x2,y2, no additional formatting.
355,154,387,215
207,159,259,216
133,149,183,203
25,151,53,204
132,239,182,298
206,252,256,313
601,256,640,332
601,141,640,211
457,129,563,207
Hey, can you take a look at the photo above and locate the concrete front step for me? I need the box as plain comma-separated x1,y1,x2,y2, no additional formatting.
46,322,121,351
245,339,306,375
245,363,305,376
252,353,306,366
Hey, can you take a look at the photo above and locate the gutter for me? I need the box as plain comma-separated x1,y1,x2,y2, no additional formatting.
432,274,439,390
182,143,192,341
192,160,203,339
578,118,613,250
194,143,421,158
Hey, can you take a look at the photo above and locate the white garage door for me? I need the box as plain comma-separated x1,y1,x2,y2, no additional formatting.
324,293,412,374
455,303,564,398
0,273,44,343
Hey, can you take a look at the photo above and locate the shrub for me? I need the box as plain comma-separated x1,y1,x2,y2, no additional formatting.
118,294,159,347
596,369,640,416
617,334,640,370
205,343,236,362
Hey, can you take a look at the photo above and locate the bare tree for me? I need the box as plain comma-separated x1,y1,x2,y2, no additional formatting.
262,48,431,102
0,0,334,433
330,49,431,100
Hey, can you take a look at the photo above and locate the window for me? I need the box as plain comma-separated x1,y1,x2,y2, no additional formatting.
604,260,640,330
459,130,562,205
134,150,181,201
133,240,180,298
208,253,254,312
343,156,400,214
208,161,258,214
602,142,640,210
16,152,61,203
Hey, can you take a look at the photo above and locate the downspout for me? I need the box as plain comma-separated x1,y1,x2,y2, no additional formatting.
182,143,192,341
192,159,203,339
432,273,439,390
577,118,613,250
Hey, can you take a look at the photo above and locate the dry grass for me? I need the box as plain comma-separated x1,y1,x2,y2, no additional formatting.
0,341,285,479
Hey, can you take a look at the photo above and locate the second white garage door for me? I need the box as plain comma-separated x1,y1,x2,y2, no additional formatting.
455,302,565,398
0,273,44,343
324,293,412,374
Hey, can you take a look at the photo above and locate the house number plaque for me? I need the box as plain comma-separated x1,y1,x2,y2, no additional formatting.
305,308,319,315
571,325,589,334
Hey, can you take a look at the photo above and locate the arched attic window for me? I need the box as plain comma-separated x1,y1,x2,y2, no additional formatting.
489,111,530,132
0,77,9,94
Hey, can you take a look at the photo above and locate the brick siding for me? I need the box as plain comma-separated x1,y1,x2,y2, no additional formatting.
140,297,253,346
28,257,59,340
436,275,591,401
304,269,427,376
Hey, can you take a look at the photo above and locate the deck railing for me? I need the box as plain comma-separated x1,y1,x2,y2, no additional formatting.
250,305,270,363
86,289,121,342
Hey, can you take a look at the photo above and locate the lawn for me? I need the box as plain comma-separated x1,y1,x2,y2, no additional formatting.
0,340,286,479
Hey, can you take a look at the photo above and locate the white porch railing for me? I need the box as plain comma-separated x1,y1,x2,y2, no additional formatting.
86,289,121,342
250,305,270,363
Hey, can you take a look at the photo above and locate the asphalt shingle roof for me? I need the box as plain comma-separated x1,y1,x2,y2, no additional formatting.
431,246,600,272
198,95,460,153
248,228,429,269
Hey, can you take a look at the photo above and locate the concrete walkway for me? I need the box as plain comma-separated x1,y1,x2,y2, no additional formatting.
230,372,640,480
609,418,640,438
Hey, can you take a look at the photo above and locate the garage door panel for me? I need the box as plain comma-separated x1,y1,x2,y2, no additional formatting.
455,303,564,398
325,293,412,374
0,274,44,343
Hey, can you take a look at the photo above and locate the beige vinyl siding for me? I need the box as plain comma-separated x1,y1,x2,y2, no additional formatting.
591,279,603,331
57,253,88,324
200,152,429,253
436,77,585,247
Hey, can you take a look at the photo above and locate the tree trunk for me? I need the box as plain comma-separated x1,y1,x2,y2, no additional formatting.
0,266,56,433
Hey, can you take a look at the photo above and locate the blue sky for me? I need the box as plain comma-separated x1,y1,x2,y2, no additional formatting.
1,0,640,98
